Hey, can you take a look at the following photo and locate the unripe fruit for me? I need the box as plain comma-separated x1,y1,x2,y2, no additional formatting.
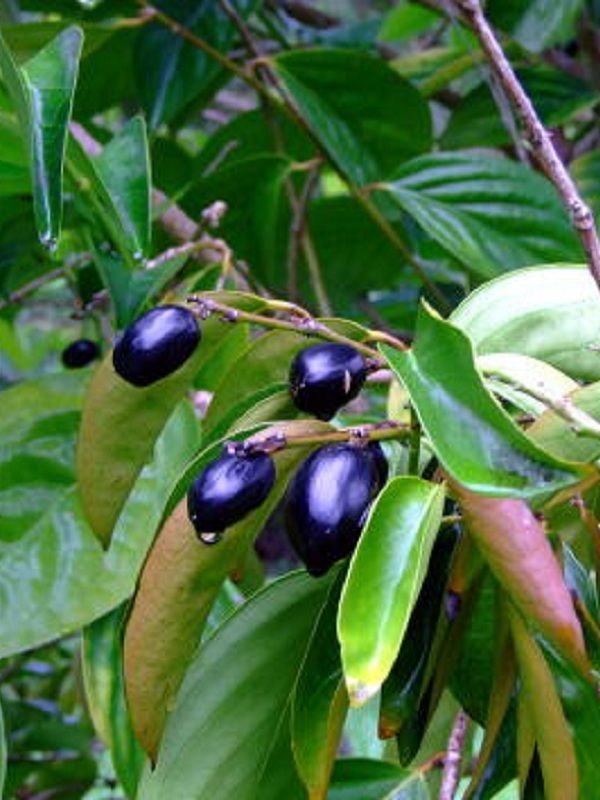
289,343,367,421
187,450,276,536
61,339,100,369
112,305,200,387
284,442,383,577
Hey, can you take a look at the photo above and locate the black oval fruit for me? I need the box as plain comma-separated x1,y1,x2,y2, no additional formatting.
284,443,382,577
289,343,367,421
112,305,200,387
368,441,389,489
61,339,100,369
187,450,276,536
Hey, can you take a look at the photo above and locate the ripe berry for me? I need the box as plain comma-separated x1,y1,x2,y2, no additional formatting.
289,343,367,421
61,339,100,369
284,443,382,577
112,305,200,387
368,441,389,489
187,449,276,536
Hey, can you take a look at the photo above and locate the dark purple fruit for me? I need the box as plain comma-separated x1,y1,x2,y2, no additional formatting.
284,443,382,577
61,339,100,369
187,450,276,535
368,441,389,489
289,343,367,421
112,305,200,387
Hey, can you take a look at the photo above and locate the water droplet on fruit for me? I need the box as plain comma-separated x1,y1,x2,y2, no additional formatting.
199,531,222,545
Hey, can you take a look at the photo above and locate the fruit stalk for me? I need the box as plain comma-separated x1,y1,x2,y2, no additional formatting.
188,295,407,359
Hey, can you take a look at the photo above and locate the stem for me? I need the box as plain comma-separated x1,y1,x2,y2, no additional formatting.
245,420,411,453
439,709,470,800
187,295,387,359
484,369,600,440
454,0,600,295
408,407,422,475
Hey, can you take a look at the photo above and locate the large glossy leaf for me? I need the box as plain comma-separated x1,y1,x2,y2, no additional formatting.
0,26,83,247
453,484,587,672
539,637,600,798
292,574,347,800
379,522,458,749
508,609,578,800
380,154,580,280
382,305,587,500
0,399,199,657
81,605,143,798
124,419,332,761
137,571,336,800
451,265,600,382
270,48,432,185
339,477,445,706
134,0,260,129
76,314,204,546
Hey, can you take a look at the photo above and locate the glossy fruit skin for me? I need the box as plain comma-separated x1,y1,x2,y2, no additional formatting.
284,443,382,577
187,450,276,535
61,339,100,369
112,305,200,387
289,343,367,421
368,441,389,489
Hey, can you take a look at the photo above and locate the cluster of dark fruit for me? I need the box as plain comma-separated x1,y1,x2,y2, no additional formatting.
111,305,388,576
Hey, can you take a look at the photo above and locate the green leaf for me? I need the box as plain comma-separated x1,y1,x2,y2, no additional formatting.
450,265,600,382
180,154,291,285
76,318,203,547
292,574,348,800
137,571,336,800
67,118,151,262
0,701,5,799
0,26,83,247
488,0,585,52
124,419,333,761
135,0,260,129
93,116,151,258
270,48,432,184
81,605,144,798
442,67,595,150
381,305,587,500
0,399,200,658
527,380,600,463
539,637,600,798
508,608,578,800
381,154,580,279
328,759,425,800
454,487,588,673
339,477,445,706
572,147,600,222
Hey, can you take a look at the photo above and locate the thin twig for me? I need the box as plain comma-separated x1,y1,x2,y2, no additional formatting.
0,266,67,310
288,165,320,304
245,420,411,453
187,295,390,358
439,709,470,800
453,0,600,294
